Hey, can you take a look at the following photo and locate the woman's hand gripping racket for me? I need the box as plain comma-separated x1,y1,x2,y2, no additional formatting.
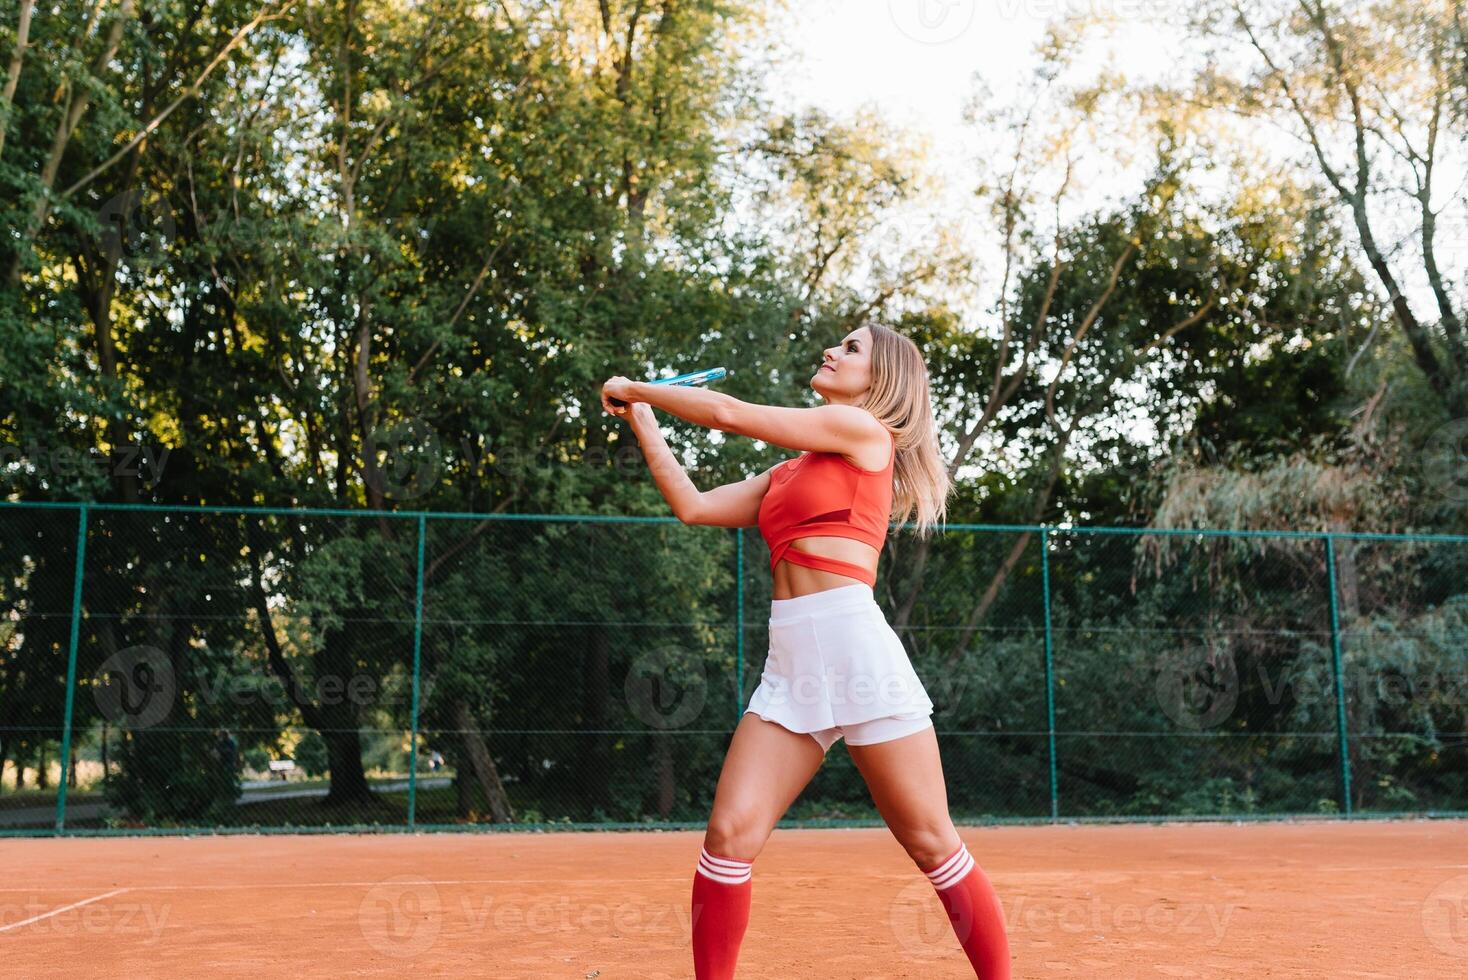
601,367,727,418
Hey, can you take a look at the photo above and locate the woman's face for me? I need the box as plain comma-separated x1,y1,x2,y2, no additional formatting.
811,326,874,405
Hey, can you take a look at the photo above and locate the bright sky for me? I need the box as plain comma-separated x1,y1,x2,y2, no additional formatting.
774,1,1187,176
763,1,1194,317
775,0,1041,194
780,0,1055,134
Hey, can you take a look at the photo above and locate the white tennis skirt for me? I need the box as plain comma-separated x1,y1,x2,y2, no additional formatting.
745,582,934,733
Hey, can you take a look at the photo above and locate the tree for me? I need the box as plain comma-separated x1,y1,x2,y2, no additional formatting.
1189,0,1468,417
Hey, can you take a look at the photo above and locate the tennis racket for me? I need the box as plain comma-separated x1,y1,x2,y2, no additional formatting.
608,366,727,407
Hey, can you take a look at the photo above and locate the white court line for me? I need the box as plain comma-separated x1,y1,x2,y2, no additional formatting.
0,888,130,934
2,864,1466,896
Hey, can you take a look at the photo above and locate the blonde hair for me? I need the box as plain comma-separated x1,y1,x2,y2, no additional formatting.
857,323,951,536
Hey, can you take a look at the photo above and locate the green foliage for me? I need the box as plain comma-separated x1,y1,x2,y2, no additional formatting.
105,728,240,824
293,731,329,778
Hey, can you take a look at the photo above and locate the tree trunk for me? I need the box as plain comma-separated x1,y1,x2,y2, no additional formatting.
36,743,47,790
316,622,375,806
454,763,473,818
1,522,78,796
77,138,149,504
248,541,376,808
321,725,373,806
1327,519,1361,622
1348,198,1464,417
5,0,133,285
450,699,514,823
0,0,36,163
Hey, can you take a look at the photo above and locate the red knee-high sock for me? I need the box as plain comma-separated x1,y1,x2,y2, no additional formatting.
921,842,1011,979
691,846,753,980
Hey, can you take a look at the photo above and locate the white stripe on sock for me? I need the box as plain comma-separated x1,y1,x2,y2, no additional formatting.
933,853,974,890
923,845,968,882
700,848,752,871
927,848,974,891
697,856,752,885
698,848,753,884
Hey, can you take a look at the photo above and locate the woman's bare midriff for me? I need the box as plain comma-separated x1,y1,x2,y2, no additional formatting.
770,535,880,599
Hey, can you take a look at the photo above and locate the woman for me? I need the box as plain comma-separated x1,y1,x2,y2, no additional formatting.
600,323,1011,979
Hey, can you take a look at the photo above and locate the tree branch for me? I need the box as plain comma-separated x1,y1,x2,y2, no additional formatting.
61,1,295,200
0,0,35,163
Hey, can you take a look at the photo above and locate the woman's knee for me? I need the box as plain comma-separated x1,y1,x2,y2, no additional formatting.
702,810,771,862
894,821,962,870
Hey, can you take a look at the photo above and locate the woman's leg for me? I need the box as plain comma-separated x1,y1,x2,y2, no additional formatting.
693,711,827,980
846,725,1012,979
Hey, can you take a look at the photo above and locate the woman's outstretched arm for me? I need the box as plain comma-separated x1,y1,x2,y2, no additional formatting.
602,377,884,458
622,402,705,522
622,402,778,526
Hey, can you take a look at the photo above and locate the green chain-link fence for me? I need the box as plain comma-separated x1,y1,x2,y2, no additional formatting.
1,501,1464,836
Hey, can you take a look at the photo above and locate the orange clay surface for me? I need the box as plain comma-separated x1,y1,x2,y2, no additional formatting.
2,819,1465,978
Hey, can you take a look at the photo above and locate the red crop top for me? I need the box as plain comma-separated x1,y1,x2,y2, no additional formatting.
757,428,896,587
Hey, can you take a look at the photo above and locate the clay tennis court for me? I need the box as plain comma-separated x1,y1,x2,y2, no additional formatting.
2,818,1464,978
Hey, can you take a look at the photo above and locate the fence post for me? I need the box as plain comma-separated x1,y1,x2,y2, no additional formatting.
1324,534,1354,816
1040,527,1059,822
735,527,744,715
407,513,427,830
55,504,89,833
